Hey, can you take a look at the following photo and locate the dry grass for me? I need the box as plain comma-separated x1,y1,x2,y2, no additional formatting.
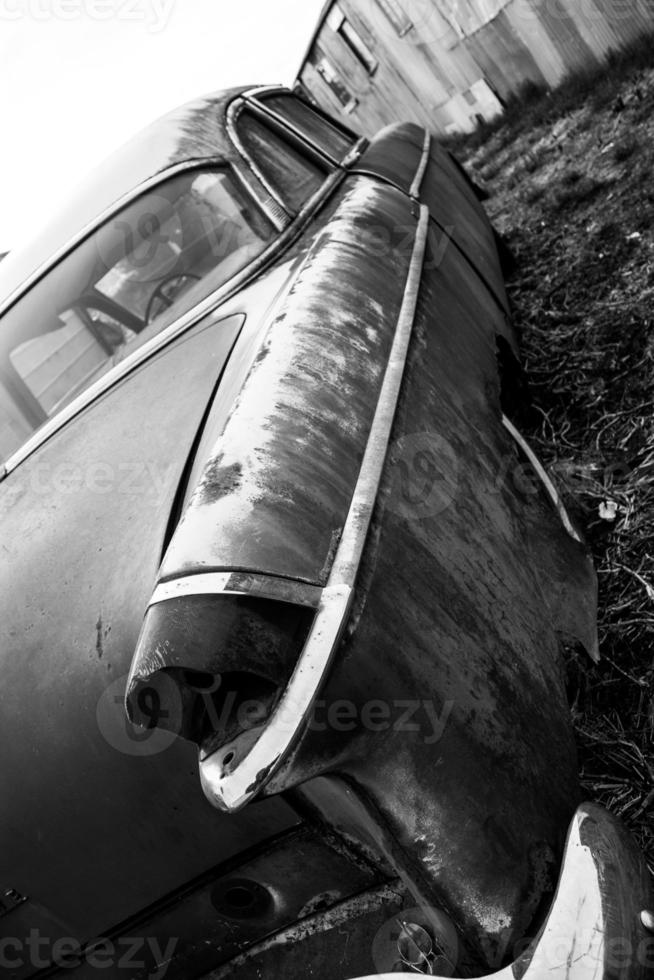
448,40,654,872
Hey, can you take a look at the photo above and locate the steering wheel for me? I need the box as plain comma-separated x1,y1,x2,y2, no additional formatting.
145,273,201,324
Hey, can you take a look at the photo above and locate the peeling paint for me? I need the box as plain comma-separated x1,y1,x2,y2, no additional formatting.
160,179,414,586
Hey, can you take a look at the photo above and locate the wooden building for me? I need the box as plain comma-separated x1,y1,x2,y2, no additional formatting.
295,0,654,134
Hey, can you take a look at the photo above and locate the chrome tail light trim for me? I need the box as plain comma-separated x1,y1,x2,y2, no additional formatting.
410,129,431,201
150,573,322,609
199,204,431,812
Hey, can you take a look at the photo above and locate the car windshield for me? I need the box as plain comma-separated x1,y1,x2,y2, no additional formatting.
0,167,274,464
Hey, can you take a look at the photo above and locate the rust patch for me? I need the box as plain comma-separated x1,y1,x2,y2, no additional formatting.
319,528,343,583
160,179,414,585
95,615,103,659
197,459,243,506
246,758,280,797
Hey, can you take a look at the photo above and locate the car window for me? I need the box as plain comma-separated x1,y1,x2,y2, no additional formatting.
236,110,328,213
258,93,357,162
0,167,274,462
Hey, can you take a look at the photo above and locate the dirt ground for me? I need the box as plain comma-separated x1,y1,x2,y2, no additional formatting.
448,43,654,872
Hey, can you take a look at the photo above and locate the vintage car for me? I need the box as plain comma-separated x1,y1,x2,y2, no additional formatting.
0,86,651,980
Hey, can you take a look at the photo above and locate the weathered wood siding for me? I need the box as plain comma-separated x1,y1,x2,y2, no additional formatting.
297,0,654,135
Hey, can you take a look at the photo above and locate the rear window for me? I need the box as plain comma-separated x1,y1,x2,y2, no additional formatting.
236,110,328,213
0,167,274,462
260,94,357,162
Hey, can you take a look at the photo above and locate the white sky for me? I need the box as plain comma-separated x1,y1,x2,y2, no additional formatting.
0,0,326,252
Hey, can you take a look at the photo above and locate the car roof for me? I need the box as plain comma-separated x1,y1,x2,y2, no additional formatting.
0,86,257,314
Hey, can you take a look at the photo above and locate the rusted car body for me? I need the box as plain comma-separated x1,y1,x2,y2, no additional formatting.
0,87,650,979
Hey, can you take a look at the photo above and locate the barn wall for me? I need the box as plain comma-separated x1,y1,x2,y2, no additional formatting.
296,0,654,135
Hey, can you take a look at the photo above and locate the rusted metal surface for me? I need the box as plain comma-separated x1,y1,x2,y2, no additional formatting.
353,121,426,190
126,178,418,767
297,0,654,135
350,804,654,980
351,123,510,311
423,140,510,312
50,826,390,979
158,178,413,586
195,206,430,812
208,884,409,979
124,121,599,971
248,219,598,964
121,117,600,971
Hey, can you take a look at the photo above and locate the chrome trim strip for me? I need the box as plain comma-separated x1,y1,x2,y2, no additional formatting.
329,205,430,585
150,572,322,608
200,583,352,807
243,84,362,142
502,415,583,544
151,573,232,604
247,95,349,168
226,100,291,219
230,155,288,232
410,129,431,200
232,97,362,207
242,84,288,100
200,205,431,813
341,136,369,169
285,166,345,235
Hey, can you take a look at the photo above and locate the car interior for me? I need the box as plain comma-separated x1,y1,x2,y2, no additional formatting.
0,167,274,462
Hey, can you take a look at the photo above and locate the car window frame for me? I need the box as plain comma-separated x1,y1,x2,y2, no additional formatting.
0,91,357,479
229,92,367,212
228,98,336,214
245,86,364,166
0,159,288,478
233,103,332,214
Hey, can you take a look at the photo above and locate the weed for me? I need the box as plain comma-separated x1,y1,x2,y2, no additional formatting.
550,176,605,212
